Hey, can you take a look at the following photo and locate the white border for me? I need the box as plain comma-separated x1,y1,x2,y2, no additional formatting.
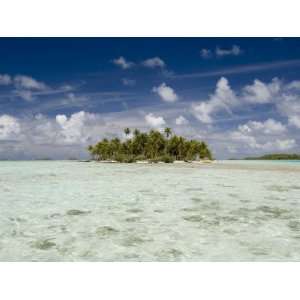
0,0,300,36
1,263,300,300
1,1,300,299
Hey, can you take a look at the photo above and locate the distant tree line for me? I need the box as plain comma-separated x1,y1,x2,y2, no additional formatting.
88,128,212,163
245,153,300,160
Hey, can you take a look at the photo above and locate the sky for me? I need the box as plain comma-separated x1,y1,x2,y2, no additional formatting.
1,37,300,159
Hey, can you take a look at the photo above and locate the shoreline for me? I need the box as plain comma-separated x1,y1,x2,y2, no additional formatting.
83,159,215,164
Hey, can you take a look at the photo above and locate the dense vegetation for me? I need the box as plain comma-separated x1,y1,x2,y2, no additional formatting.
88,128,212,163
245,153,300,160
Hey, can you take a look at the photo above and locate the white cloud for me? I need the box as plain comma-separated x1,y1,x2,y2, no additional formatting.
231,130,296,151
192,77,238,123
200,49,212,59
121,78,136,86
15,90,34,101
142,57,165,68
0,74,12,85
152,83,178,103
200,46,242,59
145,113,166,128
30,111,104,149
56,114,68,125
276,93,300,129
229,117,296,154
0,111,107,159
230,131,259,149
56,111,97,144
286,80,300,90
2,73,300,160
273,139,296,150
191,77,300,126
14,75,47,90
11,75,48,101
0,115,21,140
1,72,77,102
242,78,281,103
238,119,286,135
63,92,88,105
60,84,74,92
288,115,300,129
192,102,214,124
216,45,242,57
113,56,134,69
175,115,189,125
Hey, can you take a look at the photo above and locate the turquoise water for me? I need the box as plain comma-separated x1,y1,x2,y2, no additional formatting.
0,160,300,261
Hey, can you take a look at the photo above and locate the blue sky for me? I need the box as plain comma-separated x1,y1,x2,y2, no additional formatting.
1,38,300,159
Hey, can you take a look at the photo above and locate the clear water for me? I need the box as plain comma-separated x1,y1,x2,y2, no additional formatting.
1,160,300,261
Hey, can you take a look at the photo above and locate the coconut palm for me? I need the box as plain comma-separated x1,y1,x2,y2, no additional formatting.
164,127,172,138
124,128,131,136
88,128,212,162
133,129,140,137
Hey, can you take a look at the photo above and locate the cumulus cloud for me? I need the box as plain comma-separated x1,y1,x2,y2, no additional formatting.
0,72,76,102
55,111,97,144
1,72,300,160
188,76,300,157
191,77,300,125
200,49,212,59
0,74,12,85
288,115,300,129
231,131,296,151
142,57,165,68
200,45,242,59
145,113,166,128
242,78,281,103
113,56,134,69
0,115,21,140
273,139,296,150
15,90,35,101
113,56,166,70
7,75,49,101
14,75,47,90
121,78,136,86
152,83,178,103
286,80,300,90
0,111,104,159
175,115,189,125
216,45,242,57
192,77,238,123
199,45,242,59
276,93,300,129
230,117,296,153
238,119,286,135
55,114,68,125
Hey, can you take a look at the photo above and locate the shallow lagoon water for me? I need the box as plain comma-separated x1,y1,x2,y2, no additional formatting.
1,160,300,261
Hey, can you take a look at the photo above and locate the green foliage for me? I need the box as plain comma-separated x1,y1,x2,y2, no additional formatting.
245,153,300,160
160,154,175,163
87,128,213,162
124,128,131,136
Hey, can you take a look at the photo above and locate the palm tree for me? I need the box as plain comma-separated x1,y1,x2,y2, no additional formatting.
88,128,212,162
133,128,140,137
124,128,131,136
164,127,172,138
146,130,165,159
87,145,95,159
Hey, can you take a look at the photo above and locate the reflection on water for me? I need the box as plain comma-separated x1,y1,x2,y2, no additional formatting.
0,160,300,261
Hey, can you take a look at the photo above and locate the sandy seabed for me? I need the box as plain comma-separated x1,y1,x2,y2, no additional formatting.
0,160,300,261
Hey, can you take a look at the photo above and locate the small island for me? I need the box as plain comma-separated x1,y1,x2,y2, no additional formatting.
244,153,300,160
87,128,212,163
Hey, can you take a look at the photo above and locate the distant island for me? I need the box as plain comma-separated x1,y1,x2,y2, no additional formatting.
244,153,300,160
88,128,212,163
